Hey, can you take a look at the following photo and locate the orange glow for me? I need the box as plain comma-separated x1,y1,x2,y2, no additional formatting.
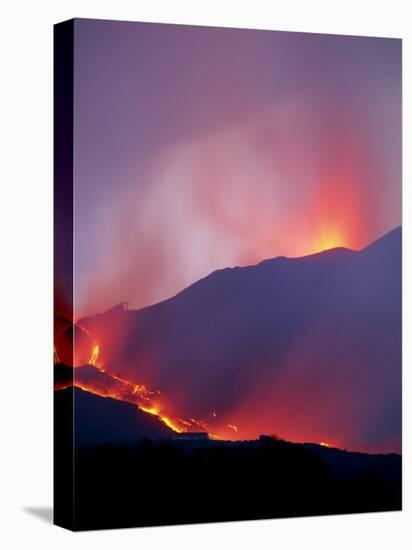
55,326,221,435
79,368,189,434
254,166,369,260
317,224,345,252
140,405,183,433
159,416,182,433
55,323,294,443
180,419,192,427
55,324,352,447
227,423,238,433
89,343,100,366
309,172,366,254
71,371,188,434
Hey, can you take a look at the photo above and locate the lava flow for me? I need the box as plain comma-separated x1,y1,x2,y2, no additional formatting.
54,323,340,447
54,323,231,438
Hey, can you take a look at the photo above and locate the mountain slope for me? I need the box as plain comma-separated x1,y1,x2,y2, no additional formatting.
80,227,402,452
55,386,174,446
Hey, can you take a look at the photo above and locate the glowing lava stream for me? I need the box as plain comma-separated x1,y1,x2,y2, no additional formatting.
57,331,336,447
89,343,99,366
67,333,222,436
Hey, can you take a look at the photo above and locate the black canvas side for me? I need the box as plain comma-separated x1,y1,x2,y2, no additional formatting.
53,18,75,531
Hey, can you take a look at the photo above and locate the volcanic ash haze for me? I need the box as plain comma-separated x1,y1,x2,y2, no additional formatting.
73,23,401,318
77,226,402,453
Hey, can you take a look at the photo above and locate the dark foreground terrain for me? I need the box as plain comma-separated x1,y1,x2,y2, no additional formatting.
54,387,401,530
56,435,401,531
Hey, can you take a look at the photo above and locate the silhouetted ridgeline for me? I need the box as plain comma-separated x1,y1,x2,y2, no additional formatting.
69,438,401,530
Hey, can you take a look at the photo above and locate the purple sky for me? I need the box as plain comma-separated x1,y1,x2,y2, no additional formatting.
73,19,401,317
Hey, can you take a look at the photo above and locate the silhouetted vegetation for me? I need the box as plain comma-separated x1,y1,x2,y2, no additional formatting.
63,438,401,530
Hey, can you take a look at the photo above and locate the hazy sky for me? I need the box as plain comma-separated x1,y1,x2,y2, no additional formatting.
73,19,401,317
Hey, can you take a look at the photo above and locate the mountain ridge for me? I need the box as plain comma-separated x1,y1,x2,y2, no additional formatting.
78,225,402,452
80,226,401,320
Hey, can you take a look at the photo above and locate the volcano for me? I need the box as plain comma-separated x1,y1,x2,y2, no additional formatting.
76,227,401,452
